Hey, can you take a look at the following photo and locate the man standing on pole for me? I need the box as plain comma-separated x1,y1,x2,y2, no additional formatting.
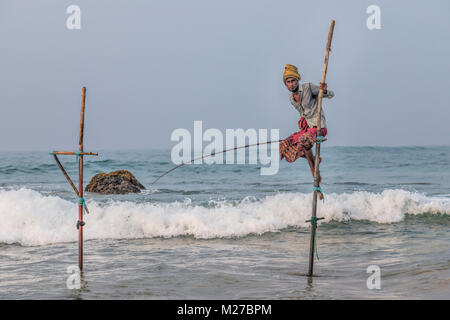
279,64,334,182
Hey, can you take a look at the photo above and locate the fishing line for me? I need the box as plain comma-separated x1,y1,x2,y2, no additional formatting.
151,140,282,185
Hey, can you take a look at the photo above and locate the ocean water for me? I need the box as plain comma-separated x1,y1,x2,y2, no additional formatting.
0,146,449,299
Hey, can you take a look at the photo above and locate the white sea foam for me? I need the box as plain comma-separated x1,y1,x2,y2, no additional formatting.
0,188,448,246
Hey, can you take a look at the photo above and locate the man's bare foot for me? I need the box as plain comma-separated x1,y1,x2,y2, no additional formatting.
317,188,324,200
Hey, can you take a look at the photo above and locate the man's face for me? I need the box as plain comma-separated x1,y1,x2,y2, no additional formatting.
285,78,299,92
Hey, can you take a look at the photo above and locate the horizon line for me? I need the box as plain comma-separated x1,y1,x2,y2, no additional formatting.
1,145,449,153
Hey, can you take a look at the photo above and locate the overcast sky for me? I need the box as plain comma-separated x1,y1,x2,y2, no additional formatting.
1,0,449,151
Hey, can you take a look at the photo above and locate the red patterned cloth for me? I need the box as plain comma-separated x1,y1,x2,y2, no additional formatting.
279,117,327,163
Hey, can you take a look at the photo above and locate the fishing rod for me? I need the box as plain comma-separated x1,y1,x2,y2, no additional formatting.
151,139,282,185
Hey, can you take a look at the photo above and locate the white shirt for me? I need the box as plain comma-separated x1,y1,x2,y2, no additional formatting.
289,82,334,128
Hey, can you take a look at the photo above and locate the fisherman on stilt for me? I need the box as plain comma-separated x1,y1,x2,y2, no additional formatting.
279,64,334,183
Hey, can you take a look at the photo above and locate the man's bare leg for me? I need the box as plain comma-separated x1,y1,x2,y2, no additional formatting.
305,148,323,200
297,146,323,199
304,148,323,187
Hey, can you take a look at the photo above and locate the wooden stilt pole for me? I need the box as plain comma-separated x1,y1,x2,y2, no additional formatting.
50,86,98,272
78,87,86,271
307,20,335,277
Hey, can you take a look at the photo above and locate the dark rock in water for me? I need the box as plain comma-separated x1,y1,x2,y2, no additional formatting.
85,170,146,194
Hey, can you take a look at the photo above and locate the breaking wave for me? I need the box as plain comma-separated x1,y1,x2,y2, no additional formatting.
0,188,448,246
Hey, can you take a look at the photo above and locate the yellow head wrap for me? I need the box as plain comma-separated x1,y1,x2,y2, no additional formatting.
283,64,301,83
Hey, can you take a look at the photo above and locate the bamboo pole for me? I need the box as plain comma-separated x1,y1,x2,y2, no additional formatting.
78,87,86,271
51,151,98,156
51,86,97,272
307,20,335,277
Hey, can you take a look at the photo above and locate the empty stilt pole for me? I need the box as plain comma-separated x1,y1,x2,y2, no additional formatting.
50,87,98,272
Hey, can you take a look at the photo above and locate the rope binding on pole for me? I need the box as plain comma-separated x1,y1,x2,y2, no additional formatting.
75,150,83,162
313,186,325,202
305,216,325,260
78,197,86,214
77,197,86,230
315,136,326,144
